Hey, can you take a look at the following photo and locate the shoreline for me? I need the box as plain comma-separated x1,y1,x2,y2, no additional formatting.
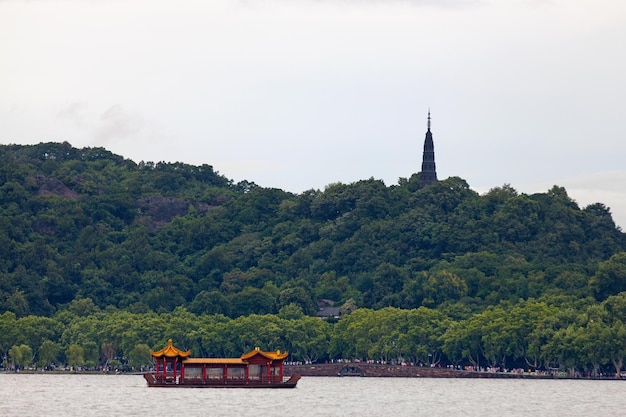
3,366,623,381
283,363,625,380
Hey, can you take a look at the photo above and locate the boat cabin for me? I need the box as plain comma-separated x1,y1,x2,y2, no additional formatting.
149,339,289,386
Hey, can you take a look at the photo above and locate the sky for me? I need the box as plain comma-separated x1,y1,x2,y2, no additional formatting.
1,0,626,228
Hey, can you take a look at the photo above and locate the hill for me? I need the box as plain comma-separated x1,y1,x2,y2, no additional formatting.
1,142,625,318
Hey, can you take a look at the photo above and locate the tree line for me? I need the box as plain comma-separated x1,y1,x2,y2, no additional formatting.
2,293,626,377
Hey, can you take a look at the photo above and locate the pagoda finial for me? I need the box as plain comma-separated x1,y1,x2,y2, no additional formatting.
427,109,431,131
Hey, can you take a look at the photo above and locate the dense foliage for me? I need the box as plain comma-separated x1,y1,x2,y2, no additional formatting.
2,142,626,375
2,296,626,376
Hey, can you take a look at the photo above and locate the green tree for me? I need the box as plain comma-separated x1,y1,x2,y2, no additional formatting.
66,344,85,369
329,309,375,360
543,324,583,376
83,341,99,368
228,287,275,317
9,344,33,370
188,290,230,316
608,321,626,376
510,300,559,370
0,312,17,366
421,270,467,307
339,298,358,316
591,252,626,300
368,263,408,308
579,320,612,377
68,298,100,317
127,343,152,370
37,340,61,369
404,307,449,366
278,303,304,320
14,316,62,353
442,317,482,368
364,308,407,363
480,309,516,369
5,289,29,317
277,286,316,315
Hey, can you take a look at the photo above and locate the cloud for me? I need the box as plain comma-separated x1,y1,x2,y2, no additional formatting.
93,105,143,144
57,102,89,128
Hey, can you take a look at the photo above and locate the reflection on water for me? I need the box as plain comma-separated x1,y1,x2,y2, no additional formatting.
1,373,625,417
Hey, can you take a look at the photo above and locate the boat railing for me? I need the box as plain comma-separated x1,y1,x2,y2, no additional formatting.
152,375,177,384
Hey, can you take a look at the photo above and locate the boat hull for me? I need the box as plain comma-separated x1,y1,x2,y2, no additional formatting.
144,373,300,388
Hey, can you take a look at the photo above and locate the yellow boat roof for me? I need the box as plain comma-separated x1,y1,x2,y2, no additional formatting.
183,358,246,365
149,341,288,362
241,347,289,361
150,339,192,358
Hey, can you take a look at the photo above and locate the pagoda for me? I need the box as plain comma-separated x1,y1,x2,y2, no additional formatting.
419,110,438,186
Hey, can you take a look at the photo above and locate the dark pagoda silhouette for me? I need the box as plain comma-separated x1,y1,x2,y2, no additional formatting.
419,110,438,186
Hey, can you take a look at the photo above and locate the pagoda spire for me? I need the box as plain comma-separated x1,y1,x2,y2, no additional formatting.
419,110,438,187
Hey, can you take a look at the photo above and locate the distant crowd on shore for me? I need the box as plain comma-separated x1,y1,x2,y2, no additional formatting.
284,359,625,378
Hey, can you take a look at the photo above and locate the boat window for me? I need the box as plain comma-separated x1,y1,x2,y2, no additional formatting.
208,368,223,379
228,368,245,380
249,365,261,379
185,367,201,379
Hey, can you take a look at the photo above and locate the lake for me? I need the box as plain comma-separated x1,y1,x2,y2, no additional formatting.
1,373,625,416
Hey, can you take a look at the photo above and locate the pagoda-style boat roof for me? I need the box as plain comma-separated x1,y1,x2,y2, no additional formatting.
181,349,288,365
149,342,287,362
241,347,288,361
150,339,192,358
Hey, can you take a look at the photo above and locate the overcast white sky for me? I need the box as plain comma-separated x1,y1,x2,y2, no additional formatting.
2,0,626,228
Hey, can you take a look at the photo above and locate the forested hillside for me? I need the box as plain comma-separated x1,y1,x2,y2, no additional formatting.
2,142,626,375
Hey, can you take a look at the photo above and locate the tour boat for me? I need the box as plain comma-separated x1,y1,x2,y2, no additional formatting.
143,339,300,388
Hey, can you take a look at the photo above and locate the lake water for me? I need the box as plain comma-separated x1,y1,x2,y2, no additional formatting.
1,373,625,416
